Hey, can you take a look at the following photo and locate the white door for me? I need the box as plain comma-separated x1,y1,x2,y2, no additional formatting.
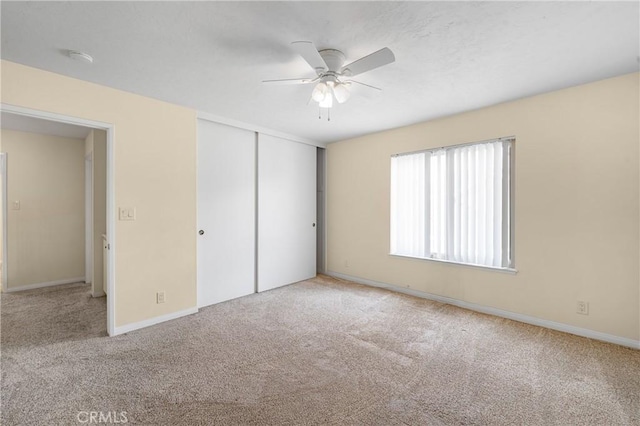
197,120,256,307
258,134,316,292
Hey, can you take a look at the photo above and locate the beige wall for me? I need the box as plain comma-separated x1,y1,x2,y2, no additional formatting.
1,61,197,327
1,129,85,288
327,73,640,342
85,129,107,297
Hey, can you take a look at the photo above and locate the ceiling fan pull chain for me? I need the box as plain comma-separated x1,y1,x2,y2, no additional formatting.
328,108,331,122
318,107,321,120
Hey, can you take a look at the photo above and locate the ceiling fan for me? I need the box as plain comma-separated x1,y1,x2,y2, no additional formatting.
263,41,395,119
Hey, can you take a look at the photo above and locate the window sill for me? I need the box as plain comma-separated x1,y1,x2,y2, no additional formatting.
389,253,518,274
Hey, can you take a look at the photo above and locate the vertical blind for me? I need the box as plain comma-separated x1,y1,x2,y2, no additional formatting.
390,138,513,269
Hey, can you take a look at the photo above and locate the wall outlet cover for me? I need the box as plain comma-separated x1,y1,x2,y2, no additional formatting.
577,301,589,315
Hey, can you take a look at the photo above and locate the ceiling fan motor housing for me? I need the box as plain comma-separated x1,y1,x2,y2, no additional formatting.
319,49,346,73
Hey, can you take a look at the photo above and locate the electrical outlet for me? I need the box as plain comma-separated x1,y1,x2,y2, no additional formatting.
157,291,165,304
344,259,349,268
576,301,589,315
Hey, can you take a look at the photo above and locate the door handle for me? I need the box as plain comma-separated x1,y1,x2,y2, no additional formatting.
199,230,205,235
312,223,316,227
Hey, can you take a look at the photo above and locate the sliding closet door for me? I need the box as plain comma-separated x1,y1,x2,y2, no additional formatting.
197,120,255,307
258,134,316,292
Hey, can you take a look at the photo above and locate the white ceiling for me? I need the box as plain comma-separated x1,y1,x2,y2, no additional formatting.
1,112,91,139
1,2,638,144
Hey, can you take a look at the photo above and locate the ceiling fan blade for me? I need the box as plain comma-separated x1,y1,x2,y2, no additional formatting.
262,77,317,85
341,47,395,77
291,41,328,73
345,80,382,91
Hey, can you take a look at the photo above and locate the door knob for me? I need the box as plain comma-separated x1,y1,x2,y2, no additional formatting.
199,230,205,235
312,223,316,227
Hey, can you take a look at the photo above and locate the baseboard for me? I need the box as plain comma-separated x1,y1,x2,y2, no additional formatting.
326,271,640,350
4,277,86,293
92,290,106,298
113,307,199,336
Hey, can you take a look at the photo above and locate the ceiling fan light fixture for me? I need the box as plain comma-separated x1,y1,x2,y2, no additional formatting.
319,93,333,108
332,82,351,104
311,82,328,102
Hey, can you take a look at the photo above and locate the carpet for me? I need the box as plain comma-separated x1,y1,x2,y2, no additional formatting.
1,275,638,425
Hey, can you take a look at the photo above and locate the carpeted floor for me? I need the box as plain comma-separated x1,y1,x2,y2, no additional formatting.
1,275,639,425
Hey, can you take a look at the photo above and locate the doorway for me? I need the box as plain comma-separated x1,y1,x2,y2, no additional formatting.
0,105,115,336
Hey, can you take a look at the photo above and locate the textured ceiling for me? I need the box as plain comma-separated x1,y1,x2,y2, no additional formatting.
1,2,638,143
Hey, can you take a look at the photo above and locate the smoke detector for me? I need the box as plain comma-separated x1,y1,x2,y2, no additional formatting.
67,50,93,64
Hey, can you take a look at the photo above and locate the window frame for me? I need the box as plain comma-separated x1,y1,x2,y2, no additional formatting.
389,136,516,273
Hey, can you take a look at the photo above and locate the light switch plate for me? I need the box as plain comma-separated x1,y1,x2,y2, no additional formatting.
12,200,20,210
119,207,136,221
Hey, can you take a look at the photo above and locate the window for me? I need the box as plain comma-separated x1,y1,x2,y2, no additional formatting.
390,137,514,270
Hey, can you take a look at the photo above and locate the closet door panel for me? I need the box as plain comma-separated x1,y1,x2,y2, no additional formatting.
258,134,316,292
197,120,255,307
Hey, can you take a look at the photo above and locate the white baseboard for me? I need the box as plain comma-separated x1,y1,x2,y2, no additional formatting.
92,290,106,298
4,277,86,293
113,307,199,336
327,271,640,350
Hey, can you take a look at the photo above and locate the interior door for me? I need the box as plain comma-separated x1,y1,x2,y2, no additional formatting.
258,134,316,292
197,120,256,307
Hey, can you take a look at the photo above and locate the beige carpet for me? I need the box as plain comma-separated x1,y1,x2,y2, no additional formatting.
1,275,639,425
